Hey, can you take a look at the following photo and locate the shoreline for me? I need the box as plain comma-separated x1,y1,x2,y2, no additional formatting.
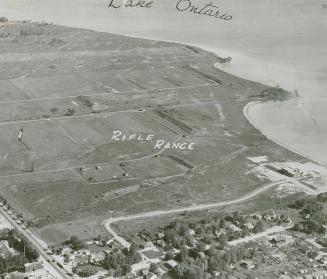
243,101,323,167
3,20,321,168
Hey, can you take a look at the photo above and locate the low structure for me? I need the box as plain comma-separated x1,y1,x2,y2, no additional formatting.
0,240,15,258
24,261,44,273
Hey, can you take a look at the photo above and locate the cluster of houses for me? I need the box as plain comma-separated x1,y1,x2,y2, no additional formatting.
59,245,107,267
0,240,46,279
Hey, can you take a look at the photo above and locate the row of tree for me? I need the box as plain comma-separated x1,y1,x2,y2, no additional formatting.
1,229,39,262
102,244,141,277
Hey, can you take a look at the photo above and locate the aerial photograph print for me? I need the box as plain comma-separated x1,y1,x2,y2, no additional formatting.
0,0,326,278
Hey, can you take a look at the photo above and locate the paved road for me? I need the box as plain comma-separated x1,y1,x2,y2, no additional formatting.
0,207,69,279
103,179,286,248
228,225,292,246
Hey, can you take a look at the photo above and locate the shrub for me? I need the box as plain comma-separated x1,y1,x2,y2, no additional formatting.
73,265,97,277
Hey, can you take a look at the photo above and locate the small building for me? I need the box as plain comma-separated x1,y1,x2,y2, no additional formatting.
188,229,195,236
61,245,72,256
0,240,15,258
307,250,320,260
24,261,44,273
270,235,287,246
90,251,106,263
141,269,149,276
156,232,165,239
312,271,324,279
146,272,158,279
166,260,178,269
91,102,101,114
319,255,327,265
4,272,26,279
155,240,166,248
240,260,255,270
251,213,262,220
144,241,155,249
199,252,206,259
243,222,254,230
188,238,198,248
130,237,146,248
72,254,89,266
228,224,242,232
263,210,277,221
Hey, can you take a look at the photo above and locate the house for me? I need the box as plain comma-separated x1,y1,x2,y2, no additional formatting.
263,209,277,221
198,252,206,259
188,238,198,248
145,272,158,279
270,235,287,246
156,231,165,239
319,255,327,264
131,237,146,248
213,271,221,277
90,251,105,263
166,260,178,269
227,224,242,232
243,222,254,230
144,241,155,249
141,269,150,277
61,245,72,256
4,272,26,279
127,275,143,279
307,250,320,260
24,261,44,273
155,240,166,248
251,213,262,220
312,271,324,279
72,253,89,266
188,229,195,236
239,260,255,270
0,240,15,258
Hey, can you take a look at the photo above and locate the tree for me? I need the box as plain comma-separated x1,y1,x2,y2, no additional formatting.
74,265,97,277
222,252,231,269
237,248,246,261
218,232,227,248
50,107,58,115
253,220,264,233
149,262,158,273
0,17,8,23
122,264,132,275
219,218,225,228
68,235,86,251
294,198,305,209
177,246,189,262
232,211,242,222
198,242,206,252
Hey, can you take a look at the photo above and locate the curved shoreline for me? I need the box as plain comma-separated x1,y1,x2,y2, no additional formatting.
243,101,323,167
13,20,317,167
6,20,321,167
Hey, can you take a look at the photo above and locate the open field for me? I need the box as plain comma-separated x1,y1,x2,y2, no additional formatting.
0,22,306,243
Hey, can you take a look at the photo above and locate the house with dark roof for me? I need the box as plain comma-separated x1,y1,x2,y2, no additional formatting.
0,240,15,258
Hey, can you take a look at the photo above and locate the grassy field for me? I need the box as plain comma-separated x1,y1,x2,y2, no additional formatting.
0,21,306,243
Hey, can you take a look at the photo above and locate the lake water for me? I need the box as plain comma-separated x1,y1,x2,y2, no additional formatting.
1,0,327,165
